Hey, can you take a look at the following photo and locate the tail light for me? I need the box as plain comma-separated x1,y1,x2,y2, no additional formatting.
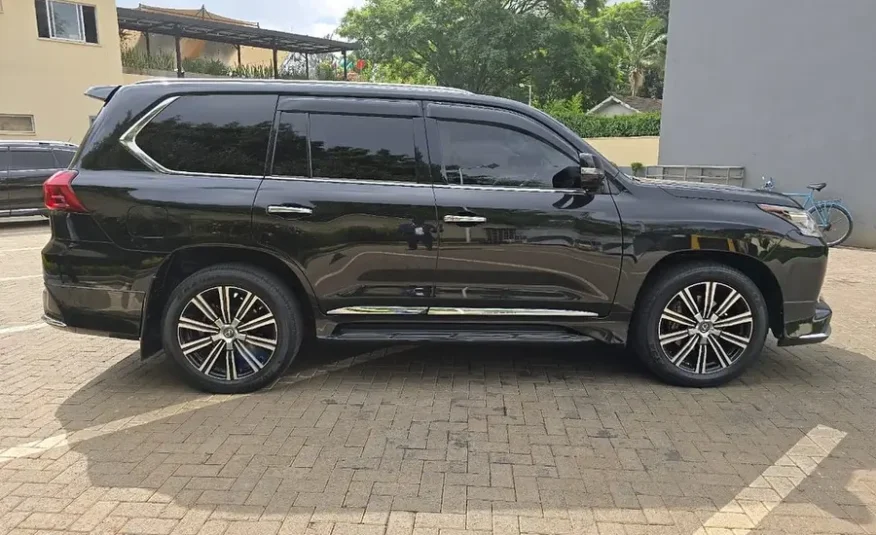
43,170,86,212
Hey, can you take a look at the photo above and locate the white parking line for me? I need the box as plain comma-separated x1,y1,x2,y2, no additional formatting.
0,275,41,282
0,323,47,335
0,247,43,253
0,345,409,463
694,424,847,534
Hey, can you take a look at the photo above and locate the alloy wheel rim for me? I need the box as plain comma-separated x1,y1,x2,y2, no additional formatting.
177,286,278,381
658,281,753,374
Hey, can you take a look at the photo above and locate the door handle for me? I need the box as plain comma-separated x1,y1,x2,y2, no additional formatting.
267,205,313,215
444,215,487,224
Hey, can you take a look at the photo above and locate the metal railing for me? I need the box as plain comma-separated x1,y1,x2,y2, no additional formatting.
644,165,745,186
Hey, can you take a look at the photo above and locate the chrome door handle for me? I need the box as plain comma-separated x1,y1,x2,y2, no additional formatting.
444,215,487,224
267,205,312,215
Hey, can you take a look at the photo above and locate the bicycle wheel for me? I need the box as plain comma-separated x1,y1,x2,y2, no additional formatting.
808,202,853,247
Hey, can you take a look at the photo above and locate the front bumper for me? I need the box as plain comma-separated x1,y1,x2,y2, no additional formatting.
777,297,832,346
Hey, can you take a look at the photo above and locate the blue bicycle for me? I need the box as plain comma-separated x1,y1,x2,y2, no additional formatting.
761,177,853,247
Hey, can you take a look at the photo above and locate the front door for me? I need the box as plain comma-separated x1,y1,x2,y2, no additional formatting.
252,97,439,314
425,103,623,317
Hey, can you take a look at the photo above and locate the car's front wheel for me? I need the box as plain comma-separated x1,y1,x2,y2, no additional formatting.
162,264,303,394
631,263,769,387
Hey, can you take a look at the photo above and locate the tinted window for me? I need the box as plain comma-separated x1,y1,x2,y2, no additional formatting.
309,114,417,182
8,150,57,171
53,149,75,167
137,94,275,176
436,120,577,189
273,112,309,177
0,150,7,172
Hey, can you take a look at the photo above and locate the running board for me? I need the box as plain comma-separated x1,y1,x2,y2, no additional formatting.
325,324,592,343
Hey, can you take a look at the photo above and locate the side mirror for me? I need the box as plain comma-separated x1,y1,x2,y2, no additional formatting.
579,152,605,190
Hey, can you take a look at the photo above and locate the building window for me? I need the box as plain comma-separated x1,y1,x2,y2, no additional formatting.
35,1,98,44
0,114,36,134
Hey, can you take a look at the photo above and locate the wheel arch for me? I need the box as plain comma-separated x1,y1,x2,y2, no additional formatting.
632,250,784,339
140,245,318,359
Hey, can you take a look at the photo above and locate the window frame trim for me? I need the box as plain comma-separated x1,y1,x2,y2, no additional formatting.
119,95,271,179
45,0,88,43
0,114,36,135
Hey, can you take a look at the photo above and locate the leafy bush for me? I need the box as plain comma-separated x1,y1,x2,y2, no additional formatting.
229,64,302,79
536,93,661,137
122,48,230,76
181,57,229,76
120,47,174,71
575,112,661,137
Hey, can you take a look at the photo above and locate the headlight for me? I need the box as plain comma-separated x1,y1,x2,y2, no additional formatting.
758,204,822,238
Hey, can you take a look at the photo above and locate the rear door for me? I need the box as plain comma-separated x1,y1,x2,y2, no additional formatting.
426,102,623,317
252,97,438,314
6,147,57,213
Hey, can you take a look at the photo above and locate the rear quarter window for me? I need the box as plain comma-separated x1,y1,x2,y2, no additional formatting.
136,94,276,176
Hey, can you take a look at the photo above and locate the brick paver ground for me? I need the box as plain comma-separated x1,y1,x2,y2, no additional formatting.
1,220,875,535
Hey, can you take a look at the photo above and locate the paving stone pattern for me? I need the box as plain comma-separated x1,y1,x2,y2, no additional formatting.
1,221,876,534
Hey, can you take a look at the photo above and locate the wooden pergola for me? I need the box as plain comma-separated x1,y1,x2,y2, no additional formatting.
116,7,360,79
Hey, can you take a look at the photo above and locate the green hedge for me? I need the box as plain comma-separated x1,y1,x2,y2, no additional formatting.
552,111,661,138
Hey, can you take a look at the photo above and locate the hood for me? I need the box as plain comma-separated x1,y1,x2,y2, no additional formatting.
635,177,801,207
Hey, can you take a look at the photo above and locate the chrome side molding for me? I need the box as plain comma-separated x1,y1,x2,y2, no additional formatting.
327,306,597,317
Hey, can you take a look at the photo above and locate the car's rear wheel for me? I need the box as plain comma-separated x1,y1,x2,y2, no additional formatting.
631,263,769,387
162,264,303,394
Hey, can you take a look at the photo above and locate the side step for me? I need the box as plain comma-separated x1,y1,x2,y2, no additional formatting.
325,323,591,343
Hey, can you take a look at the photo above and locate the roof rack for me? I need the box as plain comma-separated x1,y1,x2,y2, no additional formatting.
0,140,77,147
129,78,473,95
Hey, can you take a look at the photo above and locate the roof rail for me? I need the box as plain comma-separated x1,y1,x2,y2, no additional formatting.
129,78,473,94
0,140,77,147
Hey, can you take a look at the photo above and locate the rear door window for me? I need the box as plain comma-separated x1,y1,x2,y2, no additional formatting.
8,149,57,171
136,94,276,176
271,98,423,183
309,114,418,182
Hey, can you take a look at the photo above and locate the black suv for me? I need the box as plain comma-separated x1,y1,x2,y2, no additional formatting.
41,80,832,393
1,141,76,217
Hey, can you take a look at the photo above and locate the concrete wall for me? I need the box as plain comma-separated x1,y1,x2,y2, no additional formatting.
587,136,660,167
0,0,124,144
660,0,876,248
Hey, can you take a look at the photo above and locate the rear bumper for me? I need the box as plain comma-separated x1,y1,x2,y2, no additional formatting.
777,297,832,347
42,283,143,340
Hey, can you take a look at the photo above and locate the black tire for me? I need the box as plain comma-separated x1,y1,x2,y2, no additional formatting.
631,262,769,387
161,264,304,394
808,203,853,247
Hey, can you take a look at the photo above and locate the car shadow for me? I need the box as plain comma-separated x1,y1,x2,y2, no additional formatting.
52,340,876,528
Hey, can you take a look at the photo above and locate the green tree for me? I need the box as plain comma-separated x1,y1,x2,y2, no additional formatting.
648,0,671,26
597,0,649,40
339,0,615,103
619,17,665,96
